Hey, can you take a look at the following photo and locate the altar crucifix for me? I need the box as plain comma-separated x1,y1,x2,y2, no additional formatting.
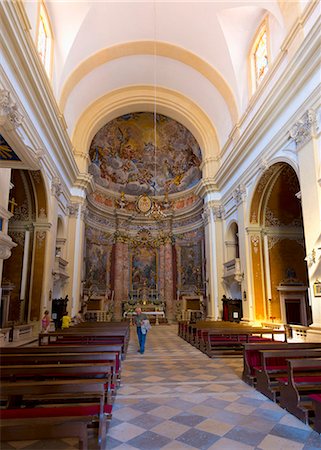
8,197,18,214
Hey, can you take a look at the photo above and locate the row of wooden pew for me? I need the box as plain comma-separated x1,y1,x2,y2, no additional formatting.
178,320,321,433
178,320,287,357
242,341,321,432
0,321,130,449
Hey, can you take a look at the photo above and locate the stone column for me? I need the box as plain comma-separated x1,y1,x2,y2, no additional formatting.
122,240,129,305
66,202,86,317
290,109,321,327
159,242,165,301
164,237,174,322
113,236,124,321
233,184,254,321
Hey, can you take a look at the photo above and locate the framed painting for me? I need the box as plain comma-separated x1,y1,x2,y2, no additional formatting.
131,247,157,291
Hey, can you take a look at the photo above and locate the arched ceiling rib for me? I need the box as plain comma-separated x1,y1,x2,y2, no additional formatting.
72,86,220,164
59,41,239,127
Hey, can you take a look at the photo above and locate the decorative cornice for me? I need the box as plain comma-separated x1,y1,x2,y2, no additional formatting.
194,178,217,197
0,89,24,130
289,109,317,150
74,173,94,192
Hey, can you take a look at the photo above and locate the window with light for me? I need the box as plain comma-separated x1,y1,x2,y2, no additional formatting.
37,3,52,77
250,23,269,94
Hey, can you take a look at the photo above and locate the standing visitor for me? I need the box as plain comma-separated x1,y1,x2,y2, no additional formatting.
61,312,71,329
41,310,51,333
134,307,150,354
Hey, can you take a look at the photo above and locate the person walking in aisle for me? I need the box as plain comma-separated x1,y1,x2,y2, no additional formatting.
134,307,151,354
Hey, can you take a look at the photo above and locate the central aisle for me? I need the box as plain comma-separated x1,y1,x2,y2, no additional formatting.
106,325,319,450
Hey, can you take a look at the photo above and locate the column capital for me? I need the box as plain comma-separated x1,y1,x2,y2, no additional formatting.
51,177,62,199
232,184,246,206
289,109,317,150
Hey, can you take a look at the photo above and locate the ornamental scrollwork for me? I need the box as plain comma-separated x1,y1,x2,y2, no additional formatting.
289,109,316,150
0,89,24,129
251,235,260,254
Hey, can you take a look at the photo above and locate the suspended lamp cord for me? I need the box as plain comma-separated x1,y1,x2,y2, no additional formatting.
153,0,157,195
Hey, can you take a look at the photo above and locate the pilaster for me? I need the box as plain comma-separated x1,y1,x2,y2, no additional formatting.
290,108,321,326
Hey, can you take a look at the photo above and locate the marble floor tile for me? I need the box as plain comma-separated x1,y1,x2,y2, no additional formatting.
128,412,166,430
195,418,235,436
150,420,190,439
148,405,182,419
126,430,171,449
207,437,255,450
224,425,266,446
170,413,206,427
176,428,220,450
107,422,145,442
258,434,305,450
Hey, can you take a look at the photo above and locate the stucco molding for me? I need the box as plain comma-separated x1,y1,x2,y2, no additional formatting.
0,89,24,130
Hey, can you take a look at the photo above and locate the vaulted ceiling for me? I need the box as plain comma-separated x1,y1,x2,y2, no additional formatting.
23,1,292,155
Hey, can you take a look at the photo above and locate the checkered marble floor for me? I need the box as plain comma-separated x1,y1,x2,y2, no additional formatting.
3,325,321,450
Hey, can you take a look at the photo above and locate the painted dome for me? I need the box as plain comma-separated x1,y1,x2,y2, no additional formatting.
88,112,202,196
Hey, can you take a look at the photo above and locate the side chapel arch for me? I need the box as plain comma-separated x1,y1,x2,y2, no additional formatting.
248,162,310,324
2,169,49,325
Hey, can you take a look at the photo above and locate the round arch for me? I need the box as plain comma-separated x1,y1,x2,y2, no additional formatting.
71,85,220,171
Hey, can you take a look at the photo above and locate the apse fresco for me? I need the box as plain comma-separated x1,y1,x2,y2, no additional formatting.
88,112,202,196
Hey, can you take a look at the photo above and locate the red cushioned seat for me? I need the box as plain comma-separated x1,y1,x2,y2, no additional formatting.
309,394,321,402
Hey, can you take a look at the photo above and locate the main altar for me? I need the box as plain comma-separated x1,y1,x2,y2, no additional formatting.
122,284,166,325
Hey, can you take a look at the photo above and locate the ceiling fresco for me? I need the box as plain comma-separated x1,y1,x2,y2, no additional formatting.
88,112,202,196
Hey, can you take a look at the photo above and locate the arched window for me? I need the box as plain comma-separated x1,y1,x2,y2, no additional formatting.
37,2,53,77
250,21,269,94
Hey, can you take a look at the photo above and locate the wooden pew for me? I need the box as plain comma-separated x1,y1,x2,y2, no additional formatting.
0,352,120,399
0,379,108,449
205,327,286,358
309,394,321,433
278,358,321,424
39,323,130,355
242,342,321,386
255,348,321,401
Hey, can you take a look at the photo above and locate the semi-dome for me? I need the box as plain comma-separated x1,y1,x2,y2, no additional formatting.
88,112,202,196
